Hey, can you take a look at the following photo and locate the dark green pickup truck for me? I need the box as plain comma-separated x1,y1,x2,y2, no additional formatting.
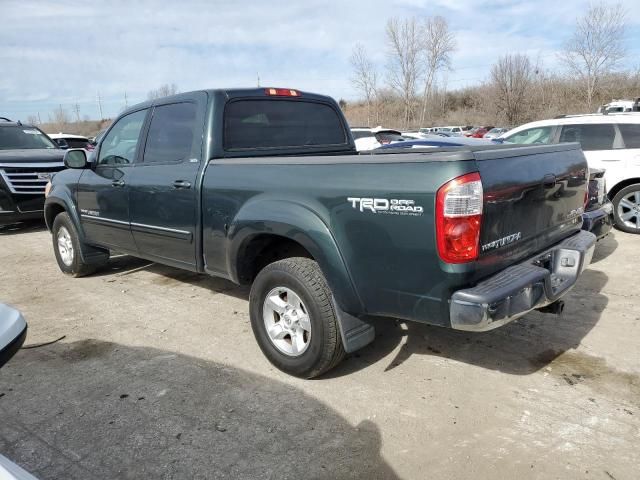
44,88,596,377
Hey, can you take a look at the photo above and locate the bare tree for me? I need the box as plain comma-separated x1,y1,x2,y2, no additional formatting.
49,105,71,132
350,43,378,126
147,83,179,100
419,16,456,126
26,115,39,125
385,17,422,128
559,2,627,110
491,54,533,126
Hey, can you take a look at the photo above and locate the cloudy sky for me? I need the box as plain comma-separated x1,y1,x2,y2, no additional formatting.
2,0,639,122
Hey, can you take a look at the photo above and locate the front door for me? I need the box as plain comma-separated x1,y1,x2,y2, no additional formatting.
128,100,203,269
77,108,148,251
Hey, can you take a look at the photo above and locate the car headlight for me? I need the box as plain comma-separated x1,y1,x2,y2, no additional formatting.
44,181,52,198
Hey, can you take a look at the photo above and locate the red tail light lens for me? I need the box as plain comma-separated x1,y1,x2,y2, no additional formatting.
436,172,483,263
265,88,300,97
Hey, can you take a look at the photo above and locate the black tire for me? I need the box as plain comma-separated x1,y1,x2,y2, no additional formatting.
249,257,345,378
612,183,640,234
52,212,105,277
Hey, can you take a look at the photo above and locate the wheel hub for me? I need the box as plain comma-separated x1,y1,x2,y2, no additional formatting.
263,287,311,357
617,190,640,230
57,226,74,266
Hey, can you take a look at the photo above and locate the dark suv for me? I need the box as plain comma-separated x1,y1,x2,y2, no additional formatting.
0,118,66,224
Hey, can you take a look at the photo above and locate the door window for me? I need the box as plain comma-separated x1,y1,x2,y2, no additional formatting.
559,124,616,151
143,103,198,163
504,126,553,145
618,124,640,149
97,109,147,166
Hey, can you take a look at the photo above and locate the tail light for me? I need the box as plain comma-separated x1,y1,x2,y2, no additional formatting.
265,88,300,97
436,172,483,263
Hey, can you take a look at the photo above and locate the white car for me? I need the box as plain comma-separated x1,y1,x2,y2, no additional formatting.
401,131,430,140
350,127,405,151
501,113,640,233
47,133,95,152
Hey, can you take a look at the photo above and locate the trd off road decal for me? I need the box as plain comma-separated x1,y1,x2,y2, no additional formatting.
347,197,424,216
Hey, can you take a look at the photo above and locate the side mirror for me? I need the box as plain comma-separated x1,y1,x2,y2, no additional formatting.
64,148,88,169
0,303,27,369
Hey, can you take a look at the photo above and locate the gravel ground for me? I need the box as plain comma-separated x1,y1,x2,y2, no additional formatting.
0,221,638,479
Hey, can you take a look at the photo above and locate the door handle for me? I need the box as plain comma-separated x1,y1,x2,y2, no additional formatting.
112,179,125,187
173,180,192,189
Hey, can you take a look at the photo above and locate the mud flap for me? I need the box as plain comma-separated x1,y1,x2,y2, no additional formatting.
332,297,375,353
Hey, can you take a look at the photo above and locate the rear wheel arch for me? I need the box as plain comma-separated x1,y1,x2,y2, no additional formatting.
607,177,640,201
226,201,363,316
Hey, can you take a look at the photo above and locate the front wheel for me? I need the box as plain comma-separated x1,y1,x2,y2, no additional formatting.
52,212,106,277
249,257,345,378
612,184,640,234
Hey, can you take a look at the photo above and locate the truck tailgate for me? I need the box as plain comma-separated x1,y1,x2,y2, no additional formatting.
474,143,588,268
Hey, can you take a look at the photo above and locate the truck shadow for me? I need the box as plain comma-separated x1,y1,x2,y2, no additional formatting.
92,256,609,378
0,219,47,236
590,232,618,264
0,340,399,480
328,269,609,378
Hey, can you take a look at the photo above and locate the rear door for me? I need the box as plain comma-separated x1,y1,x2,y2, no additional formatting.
474,144,588,267
77,108,148,251
127,95,206,269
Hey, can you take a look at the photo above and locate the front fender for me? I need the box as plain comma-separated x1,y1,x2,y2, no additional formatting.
44,185,82,236
227,198,363,315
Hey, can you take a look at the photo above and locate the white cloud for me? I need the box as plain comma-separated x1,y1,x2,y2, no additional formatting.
1,0,638,120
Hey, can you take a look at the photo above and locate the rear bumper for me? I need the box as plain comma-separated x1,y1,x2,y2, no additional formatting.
582,202,613,240
450,230,596,332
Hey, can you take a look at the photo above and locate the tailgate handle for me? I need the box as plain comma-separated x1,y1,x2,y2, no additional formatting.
542,174,556,189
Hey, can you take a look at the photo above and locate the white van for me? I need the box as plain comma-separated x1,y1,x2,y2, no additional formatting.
501,113,640,233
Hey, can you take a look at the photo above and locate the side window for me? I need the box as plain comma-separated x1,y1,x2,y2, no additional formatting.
504,126,553,145
559,124,615,151
143,103,197,164
98,109,147,166
618,124,640,149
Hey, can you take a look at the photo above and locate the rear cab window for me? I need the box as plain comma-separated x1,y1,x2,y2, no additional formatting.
224,99,348,151
559,124,616,151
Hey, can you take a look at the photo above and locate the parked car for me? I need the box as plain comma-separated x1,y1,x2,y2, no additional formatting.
483,127,508,139
0,119,66,225
437,126,465,136
377,136,491,149
470,126,494,138
350,126,405,151
501,112,640,233
48,133,95,153
45,87,595,378
0,303,35,480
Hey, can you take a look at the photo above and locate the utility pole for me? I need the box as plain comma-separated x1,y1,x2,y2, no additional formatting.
37,112,42,124
73,103,81,123
124,91,128,108
257,72,260,87
97,92,103,119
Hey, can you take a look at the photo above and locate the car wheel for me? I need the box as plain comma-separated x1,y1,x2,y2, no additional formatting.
52,212,105,277
249,257,345,378
612,184,640,234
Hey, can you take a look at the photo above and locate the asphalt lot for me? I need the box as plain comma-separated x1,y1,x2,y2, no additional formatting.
0,221,638,479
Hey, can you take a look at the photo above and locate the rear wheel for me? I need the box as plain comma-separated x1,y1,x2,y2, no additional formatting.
52,212,107,277
249,257,345,378
612,184,640,234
